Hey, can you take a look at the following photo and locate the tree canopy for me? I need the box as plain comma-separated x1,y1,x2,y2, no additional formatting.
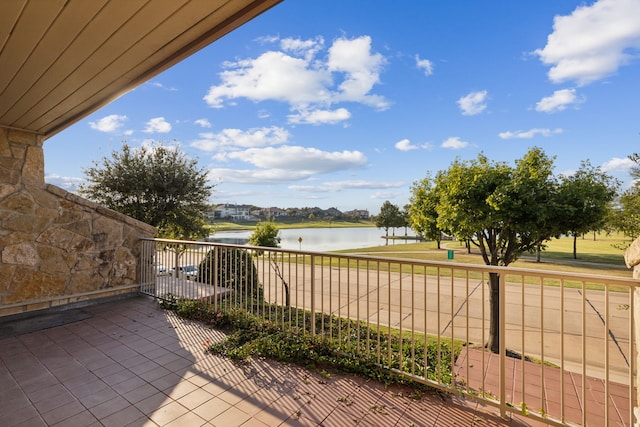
408,175,445,248
80,142,214,239
409,147,617,353
248,220,281,248
556,160,619,258
375,201,403,237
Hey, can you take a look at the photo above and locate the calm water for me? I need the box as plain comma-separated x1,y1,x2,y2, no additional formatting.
209,227,417,252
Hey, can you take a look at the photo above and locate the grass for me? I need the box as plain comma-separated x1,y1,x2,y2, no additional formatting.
336,233,631,279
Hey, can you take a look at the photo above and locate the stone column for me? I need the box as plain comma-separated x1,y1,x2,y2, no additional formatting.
624,237,640,426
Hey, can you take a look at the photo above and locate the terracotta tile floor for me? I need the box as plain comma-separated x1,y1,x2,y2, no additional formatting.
455,346,632,427
1,296,533,426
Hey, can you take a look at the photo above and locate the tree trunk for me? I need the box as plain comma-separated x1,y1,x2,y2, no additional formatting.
436,237,441,249
536,243,541,263
488,272,500,353
573,234,577,259
269,254,290,307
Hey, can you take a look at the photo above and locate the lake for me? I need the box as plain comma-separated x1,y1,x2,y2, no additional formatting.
209,227,418,252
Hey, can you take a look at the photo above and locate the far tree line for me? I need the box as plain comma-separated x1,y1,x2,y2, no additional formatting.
375,147,640,259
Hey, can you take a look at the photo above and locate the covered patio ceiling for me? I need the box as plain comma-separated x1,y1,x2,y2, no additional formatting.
0,0,282,139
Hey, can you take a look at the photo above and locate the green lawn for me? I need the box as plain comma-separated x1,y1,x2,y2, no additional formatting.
206,222,632,278
337,233,632,278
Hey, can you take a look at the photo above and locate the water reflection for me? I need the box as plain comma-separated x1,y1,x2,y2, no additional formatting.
208,227,418,252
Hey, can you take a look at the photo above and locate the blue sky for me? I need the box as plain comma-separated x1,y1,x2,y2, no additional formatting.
44,0,640,215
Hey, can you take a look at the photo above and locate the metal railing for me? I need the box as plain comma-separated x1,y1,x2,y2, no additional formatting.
139,238,637,426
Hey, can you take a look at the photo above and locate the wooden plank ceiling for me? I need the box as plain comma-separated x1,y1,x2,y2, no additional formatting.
0,0,281,139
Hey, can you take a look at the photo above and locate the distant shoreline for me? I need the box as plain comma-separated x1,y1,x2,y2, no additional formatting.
210,219,376,232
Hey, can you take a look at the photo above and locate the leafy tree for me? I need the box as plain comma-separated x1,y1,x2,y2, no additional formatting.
612,187,640,245
401,205,411,236
248,221,281,248
409,175,445,249
556,161,619,259
80,142,214,240
610,152,640,246
431,148,557,353
248,220,291,306
376,201,402,238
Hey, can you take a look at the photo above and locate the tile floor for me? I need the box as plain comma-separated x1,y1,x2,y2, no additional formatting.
455,346,632,427
1,296,536,426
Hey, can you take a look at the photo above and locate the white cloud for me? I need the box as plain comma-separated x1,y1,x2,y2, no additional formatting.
498,128,563,139
207,168,312,184
328,36,388,108
226,146,367,173
601,156,635,172
394,138,433,151
194,118,211,128
457,90,488,116
89,114,127,132
288,108,351,125
207,145,367,185
535,88,583,113
205,50,331,108
370,191,402,200
415,55,434,76
203,35,388,115
191,126,290,151
289,180,404,192
395,139,416,151
441,137,469,149
45,173,84,192
534,0,640,85
144,117,172,133
148,81,177,91
280,36,325,61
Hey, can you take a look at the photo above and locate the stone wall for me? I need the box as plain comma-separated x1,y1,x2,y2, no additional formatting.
0,127,156,315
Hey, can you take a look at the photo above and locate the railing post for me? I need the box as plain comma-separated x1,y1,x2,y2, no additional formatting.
310,255,316,336
632,288,639,427
499,272,507,420
624,238,640,426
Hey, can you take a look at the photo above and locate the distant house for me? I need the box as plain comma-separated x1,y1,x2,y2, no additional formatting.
343,209,370,219
324,207,342,218
255,207,287,218
213,204,254,221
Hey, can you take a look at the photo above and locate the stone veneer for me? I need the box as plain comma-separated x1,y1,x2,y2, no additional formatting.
0,126,156,315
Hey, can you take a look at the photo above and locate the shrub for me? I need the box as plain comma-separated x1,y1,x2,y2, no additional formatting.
196,247,264,302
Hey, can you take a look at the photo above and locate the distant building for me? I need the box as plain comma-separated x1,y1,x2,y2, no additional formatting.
325,207,342,218
213,204,254,221
343,209,370,219
255,207,287,218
